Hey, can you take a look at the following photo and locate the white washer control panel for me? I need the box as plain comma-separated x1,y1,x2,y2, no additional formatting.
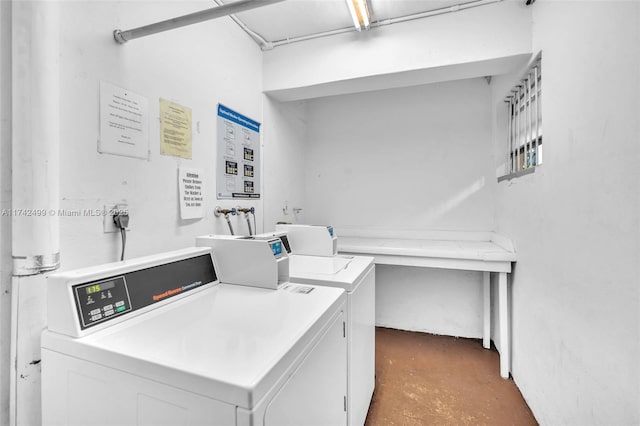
69,253,216,331
74,276,132,328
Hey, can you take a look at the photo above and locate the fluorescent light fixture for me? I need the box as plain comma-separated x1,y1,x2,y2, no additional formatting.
346,0,370,31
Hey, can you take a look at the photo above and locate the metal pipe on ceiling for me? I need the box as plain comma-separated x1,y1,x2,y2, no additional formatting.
268,27,355,49
269,0,503,49
371,0,502,27
113,0,287,44
212,0,272,50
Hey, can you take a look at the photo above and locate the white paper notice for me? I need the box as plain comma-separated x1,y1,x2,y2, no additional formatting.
99,81,149,160
178,167,204,220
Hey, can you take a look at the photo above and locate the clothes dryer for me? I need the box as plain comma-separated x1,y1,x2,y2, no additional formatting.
207,228,376,426
42,247,347,426
286,253,375,426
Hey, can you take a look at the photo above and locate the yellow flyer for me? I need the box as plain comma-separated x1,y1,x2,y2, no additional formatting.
160,98,192,159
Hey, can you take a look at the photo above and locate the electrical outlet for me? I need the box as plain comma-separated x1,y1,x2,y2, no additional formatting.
103,203,129,233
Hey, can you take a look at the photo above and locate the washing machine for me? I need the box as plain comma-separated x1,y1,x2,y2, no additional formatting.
206,228,376,426
41,247,348,426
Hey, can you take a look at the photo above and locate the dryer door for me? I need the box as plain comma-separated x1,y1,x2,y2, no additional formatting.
263,310,347,426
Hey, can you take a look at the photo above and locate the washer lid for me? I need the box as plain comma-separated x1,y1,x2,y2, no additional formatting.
42,283,345,409
287,254,374,291
291,255,352,274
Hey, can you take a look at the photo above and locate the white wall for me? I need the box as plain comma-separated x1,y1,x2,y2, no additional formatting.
263,0,532,100
305,79,495,233
2,1,264,422
262,96,308,229
57,0,264,270
491,1,640,424
0,2,11,424
302,79,495,337
376,265,485,337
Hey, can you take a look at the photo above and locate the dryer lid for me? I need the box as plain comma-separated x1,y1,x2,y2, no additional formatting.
42,282,345,409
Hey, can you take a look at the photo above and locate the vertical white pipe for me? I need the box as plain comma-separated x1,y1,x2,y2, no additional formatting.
12,0,60,272
10,1,60,425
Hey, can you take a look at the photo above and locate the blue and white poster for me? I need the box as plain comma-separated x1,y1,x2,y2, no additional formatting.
216,104,261,199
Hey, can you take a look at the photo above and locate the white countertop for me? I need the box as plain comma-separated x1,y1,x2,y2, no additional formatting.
338,236,516,262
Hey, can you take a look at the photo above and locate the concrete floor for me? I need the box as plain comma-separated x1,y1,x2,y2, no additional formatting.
364,327,538,426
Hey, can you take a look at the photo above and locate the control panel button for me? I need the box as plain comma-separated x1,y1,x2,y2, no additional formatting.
74,276,130,329
115,301,125,308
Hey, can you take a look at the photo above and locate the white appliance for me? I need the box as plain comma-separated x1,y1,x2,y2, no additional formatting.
275,224,337,257
196,235,289,289
258,229,376,426
42,247,348,426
